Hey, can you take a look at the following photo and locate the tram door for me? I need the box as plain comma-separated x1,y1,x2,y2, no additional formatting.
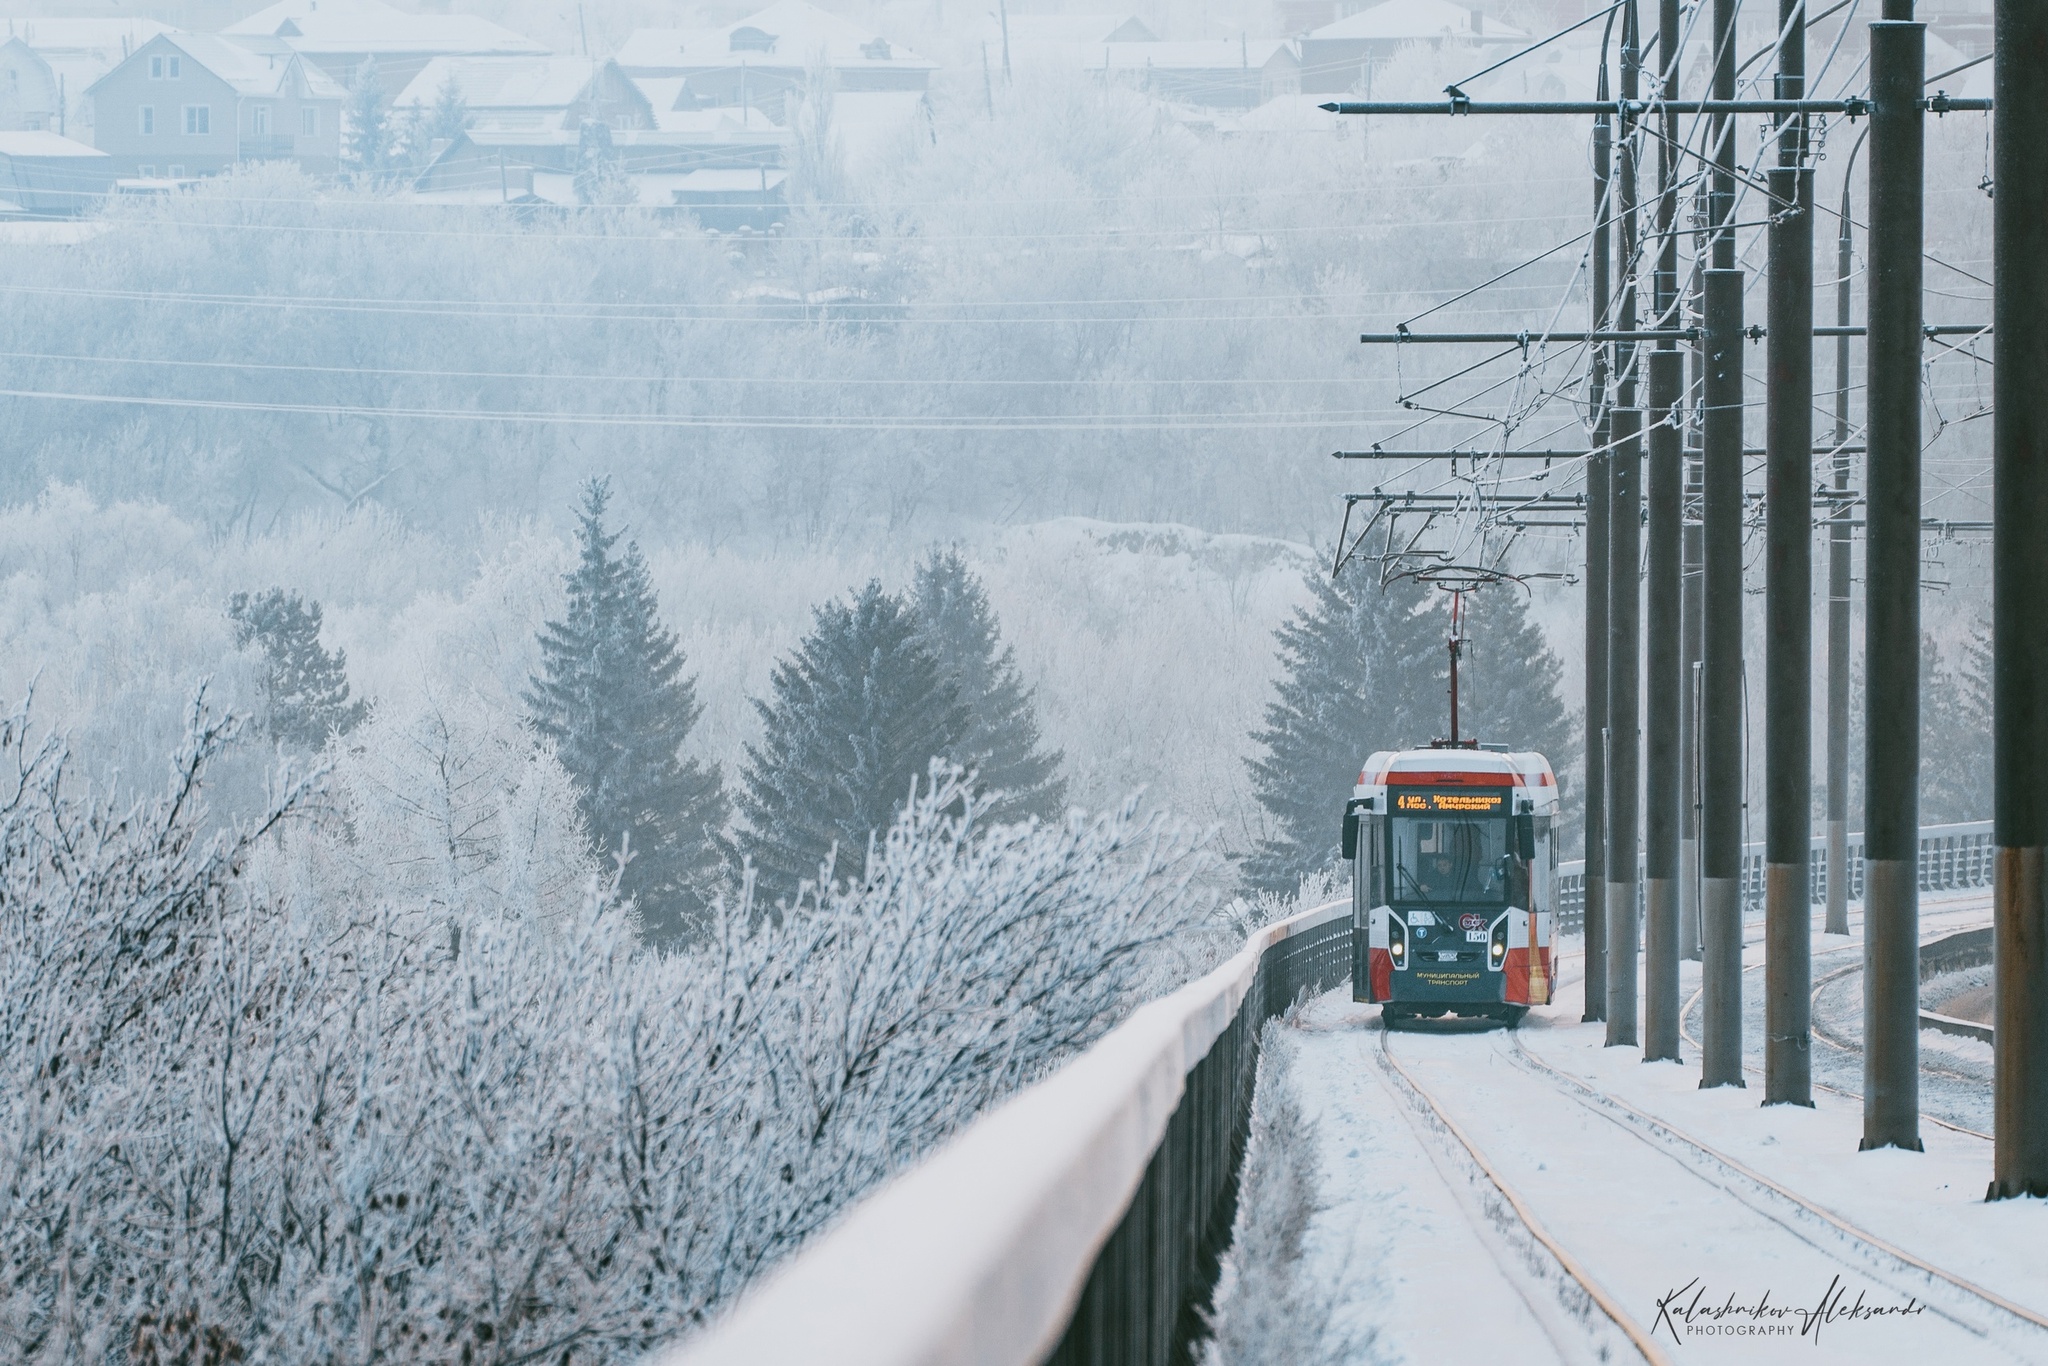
1346,801,1381,1001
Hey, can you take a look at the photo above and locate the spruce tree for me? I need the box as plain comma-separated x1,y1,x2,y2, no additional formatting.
739,580,969,906
1242,565,1440,894
1921,624,1992,824
229,589,369,750
526,479,727,943
343,58,389,175
1458,585,1576,782
909,548,1066,823
429,72,472,142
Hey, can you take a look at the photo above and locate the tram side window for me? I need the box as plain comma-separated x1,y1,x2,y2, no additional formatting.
1364,815,1384,905
1391,814,1510,904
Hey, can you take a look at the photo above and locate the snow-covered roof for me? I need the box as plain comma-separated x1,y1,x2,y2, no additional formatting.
0,17,173,56
0,130,108,158
1091,39,1295,72
613,27,721,73
616,2,933,74
628,79,791,133
995,15,1158,45
1307,0,1526,43
396,56,597,111
226,0,547,58
1229,92,1350,131
90,33,345,101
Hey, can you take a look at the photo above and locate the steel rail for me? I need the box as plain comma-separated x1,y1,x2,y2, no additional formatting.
1359,325,1987,343
1375,1024,1671,1365
1507,1033,2048,1336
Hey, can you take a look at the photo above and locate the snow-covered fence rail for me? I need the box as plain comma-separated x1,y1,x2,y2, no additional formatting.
660,899,1352,1366
1556,820,1995,934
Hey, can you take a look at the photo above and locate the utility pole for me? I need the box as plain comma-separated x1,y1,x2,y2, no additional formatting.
1682,212,1706,964
1642,0,1683,1062
1827,132,1866,939
1585,55,1614,1025
1861,6,1924,1153
1765,0,1815,1107
1991,0,2048,1198
1606,0,1643,1050
1699,0,1747,1089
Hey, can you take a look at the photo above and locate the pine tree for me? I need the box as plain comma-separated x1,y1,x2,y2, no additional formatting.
229,588,370,750
908,548,1066,823
1458,584,1576,787
343,58,389,175
525,479,727,943
429,72,472,142
738,580,969,906
1242,566,1440,894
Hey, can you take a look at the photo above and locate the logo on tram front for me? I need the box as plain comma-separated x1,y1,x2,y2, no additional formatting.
1459,913,1488,932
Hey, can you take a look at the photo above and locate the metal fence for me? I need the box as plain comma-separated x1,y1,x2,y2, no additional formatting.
1555,820,1995,935
663,900,1353,1366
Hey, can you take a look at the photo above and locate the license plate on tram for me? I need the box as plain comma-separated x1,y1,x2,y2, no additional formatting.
1437,951,1460,962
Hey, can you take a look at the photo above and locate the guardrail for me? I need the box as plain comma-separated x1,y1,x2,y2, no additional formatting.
1555,820,1994,935
1919,925,1995,1043
660,899,1353,1366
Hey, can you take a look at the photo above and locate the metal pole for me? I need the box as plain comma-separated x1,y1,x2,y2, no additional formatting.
1860,10,1923,1153
1585,53,1614,1025
1990,0,2048,1199
1606,0,1642,1050
1682,202,1706,963
1643,0,1683,1062
1699,0,1746,1089
1764,0,1815,1108
1826,134,1865,938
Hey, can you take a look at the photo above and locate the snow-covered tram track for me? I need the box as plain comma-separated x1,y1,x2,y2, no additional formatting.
1502,1029,2048,1350
1368,1017,1671,1365
1371,1005,2041,1362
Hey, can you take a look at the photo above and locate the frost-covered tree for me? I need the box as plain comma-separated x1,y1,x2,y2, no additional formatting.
342,58,390,174
1242,566,1439,894
526,479,726,943
228,587,369,749
1457,584,1575,781
1922,624,1992,824
739,580,969,904
573,118,637,206
909,547,1065,823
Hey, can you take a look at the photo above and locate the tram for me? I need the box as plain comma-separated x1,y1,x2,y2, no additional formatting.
1343,746,1559,1024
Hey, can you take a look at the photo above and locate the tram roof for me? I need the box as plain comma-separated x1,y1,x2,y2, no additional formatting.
1358,747,1556,790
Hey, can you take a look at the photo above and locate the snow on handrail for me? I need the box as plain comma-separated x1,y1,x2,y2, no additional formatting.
656,897,1350,1366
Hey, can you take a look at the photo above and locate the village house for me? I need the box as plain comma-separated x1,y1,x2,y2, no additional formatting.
615,1,933,125
224,0,547,98
0,129,116,215
1091,37,1302,110
85,31,344,179
1297,0,1525,94
0,18,174,139
395,56,653,135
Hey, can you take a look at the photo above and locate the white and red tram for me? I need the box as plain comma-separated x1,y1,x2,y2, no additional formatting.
1343,746,1559,1024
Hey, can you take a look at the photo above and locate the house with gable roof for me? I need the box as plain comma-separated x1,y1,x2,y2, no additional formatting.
395,56,652,136
2,17,175,140
1297,0,1525,93
86,31,344,178
614,1,933,125
224,0,548,97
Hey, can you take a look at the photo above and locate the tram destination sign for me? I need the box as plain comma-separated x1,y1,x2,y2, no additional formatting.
1394,791,1506,814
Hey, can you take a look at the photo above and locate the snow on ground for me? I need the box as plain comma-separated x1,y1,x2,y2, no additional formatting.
1278,889,2048,1363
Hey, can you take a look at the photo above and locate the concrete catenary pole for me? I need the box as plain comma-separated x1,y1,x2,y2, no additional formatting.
1606,0,1643,1049
1642,0,1683,1062
1860,8,1923,1153
1764,0,1815,1107
1585,54,1614,1025
1827,131,1867,939
1698,0,1746,1089
1682,206,1705,963
1990,0,2048,1199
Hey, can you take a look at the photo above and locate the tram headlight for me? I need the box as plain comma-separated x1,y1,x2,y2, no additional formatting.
1489,917,1507,968
1388,917,1406,965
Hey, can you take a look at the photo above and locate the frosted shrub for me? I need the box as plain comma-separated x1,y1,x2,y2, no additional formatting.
0,698,1212,1362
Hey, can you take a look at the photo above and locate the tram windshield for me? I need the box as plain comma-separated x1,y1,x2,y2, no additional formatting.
1389,789,1512,906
